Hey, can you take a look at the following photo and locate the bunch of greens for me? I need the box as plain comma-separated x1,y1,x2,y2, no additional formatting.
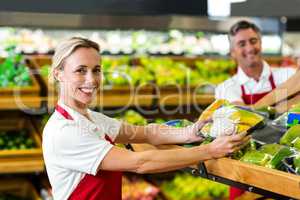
161,173,229,200
0,46,31,87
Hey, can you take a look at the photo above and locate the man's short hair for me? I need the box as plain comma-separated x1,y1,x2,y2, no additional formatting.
228,20,261,47
229,20,261,37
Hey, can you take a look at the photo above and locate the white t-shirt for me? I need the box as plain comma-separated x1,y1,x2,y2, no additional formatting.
215,61,296,103
42,103,121,200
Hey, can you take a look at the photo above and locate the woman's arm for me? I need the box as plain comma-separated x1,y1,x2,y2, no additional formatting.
99,132,250,174
115,119,210,145
254,69,300,109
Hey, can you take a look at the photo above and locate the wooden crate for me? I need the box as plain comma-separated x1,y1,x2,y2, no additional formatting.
0,58,42,109
0,118,44,173
0,58,40,97
131,143,300,200
205,157,300,200
0,178,41,200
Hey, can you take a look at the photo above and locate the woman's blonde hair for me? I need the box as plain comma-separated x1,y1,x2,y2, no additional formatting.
49,37,100,84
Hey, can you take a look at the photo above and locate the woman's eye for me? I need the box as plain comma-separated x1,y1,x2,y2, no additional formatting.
93,68,101,73
76,68,86,73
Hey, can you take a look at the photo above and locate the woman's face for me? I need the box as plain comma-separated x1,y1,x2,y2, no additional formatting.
56,47,101,107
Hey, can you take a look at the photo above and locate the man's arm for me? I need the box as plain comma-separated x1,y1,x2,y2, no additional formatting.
254,69,300,109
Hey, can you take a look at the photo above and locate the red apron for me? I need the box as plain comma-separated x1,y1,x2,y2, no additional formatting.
241,73,276,105
230,73,276,200
55,105,122,200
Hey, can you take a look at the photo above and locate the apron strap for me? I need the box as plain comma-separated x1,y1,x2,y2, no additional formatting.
55,104,74,120
269,73,276,89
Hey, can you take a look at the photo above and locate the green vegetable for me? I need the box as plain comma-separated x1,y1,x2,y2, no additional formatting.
292,137,300,151
240,150,271,166
119,110,147,125
0,130,35,150
266,147,293,169
0,46,31,87
280,125,300,147
294,154,300,174
161,173,228,200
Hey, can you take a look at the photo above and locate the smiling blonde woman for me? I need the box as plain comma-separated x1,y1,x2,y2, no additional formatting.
42,37,249,200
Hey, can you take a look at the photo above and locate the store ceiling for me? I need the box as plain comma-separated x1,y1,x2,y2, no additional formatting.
0,0,207,15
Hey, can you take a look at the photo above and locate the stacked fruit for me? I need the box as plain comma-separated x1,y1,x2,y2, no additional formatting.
102,56,154,86
0,47,31,87
194,59,236,85
161,173,229,200
0,130,35,150
140,57,191,86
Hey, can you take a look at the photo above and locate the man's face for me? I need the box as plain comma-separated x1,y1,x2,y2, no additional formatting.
230,28,262,69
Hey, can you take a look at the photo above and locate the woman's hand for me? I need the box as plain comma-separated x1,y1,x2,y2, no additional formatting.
186,119,212,143
207,132,250,159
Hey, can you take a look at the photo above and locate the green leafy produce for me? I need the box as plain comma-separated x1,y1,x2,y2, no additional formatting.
153,118,166,124
102,56,154,86
140,57,192,86
231,139,257,160
280,125,300,147
119,110,147,125
40,64,50,78
294,154,300,174
266,146,293,169
0,46,31,87
194,59,235,85
161,173,229,200
240,143,293,169
240,150,271,166
0,130,35,150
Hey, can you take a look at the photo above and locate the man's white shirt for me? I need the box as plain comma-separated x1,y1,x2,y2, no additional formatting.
215,61,296,102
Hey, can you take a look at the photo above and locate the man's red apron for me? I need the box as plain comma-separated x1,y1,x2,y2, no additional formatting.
230,73,276,200
55,105,122,200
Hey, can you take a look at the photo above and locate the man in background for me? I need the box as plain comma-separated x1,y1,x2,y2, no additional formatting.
215,20,296,199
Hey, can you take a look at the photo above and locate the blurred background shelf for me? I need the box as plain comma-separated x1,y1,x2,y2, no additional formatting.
0,96,42,110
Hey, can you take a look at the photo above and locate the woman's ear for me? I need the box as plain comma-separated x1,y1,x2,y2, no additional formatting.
53,68,63,82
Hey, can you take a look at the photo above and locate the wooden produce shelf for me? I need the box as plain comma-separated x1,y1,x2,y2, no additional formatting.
0,118,44,174
156,86,215,106
0,178,41,200
0,58,42,110
131,143,300,200
0,96,42,110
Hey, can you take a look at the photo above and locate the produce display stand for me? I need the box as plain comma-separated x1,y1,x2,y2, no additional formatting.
0,63,42,110
131,143,300,200
0,178,41,200
0,118,44,174
155,86,215,106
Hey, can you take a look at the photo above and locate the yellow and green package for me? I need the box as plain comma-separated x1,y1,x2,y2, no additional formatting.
199,99,265,138
280,124,300,148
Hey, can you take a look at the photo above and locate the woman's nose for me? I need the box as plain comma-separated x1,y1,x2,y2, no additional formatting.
86,71,97,84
